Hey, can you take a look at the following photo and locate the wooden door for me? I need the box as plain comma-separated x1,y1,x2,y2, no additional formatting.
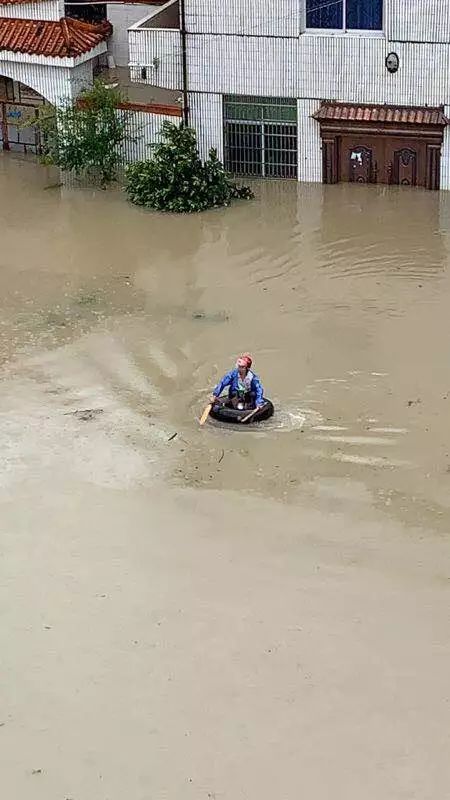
339,137,383,184
327,133,440,189
348,145,373,183
385,138,427,187
393,147,418,186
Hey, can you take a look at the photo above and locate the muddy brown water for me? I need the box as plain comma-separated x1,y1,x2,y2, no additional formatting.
1,153,450,800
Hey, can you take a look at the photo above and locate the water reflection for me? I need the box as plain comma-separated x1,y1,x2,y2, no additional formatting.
317,184,446,279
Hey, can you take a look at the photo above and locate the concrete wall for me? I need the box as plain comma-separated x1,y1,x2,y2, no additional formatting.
107,3,158,67
121,108,178,161
146,3,179,29
70,61,94,97
129,27,181,88
185,0,450,41
186,0,299,37
188,91,223,160
441,105,450,190
297,98,321,183
128,0,450,184
0,61,71,105
131,28,450,104
0,0,62,21
386,0,450,42
0,58,96,107
182,35,450,107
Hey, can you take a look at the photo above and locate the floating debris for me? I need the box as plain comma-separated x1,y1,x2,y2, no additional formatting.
64,409,104,421
192,310,230,322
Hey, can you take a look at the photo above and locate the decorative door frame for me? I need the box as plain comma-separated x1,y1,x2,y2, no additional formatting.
393,147,418,186
316,116,445,190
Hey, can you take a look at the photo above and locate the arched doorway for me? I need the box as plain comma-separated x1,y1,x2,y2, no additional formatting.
0,76,50,155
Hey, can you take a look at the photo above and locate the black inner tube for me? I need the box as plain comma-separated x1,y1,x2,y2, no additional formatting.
210,398,274,424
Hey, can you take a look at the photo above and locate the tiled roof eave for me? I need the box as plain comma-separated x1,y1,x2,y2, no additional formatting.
313,101,449,127
0,17,111,58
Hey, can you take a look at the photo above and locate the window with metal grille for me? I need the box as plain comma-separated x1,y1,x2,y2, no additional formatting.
306,0,383,31
224,96,298,179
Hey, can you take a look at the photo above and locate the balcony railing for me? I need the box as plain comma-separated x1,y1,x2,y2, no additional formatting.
128,0,181,91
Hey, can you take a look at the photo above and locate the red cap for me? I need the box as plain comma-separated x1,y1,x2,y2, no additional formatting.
236,353,252,369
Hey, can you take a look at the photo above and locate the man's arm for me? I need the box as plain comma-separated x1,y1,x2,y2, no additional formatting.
252,375,264,407
211,370,233,400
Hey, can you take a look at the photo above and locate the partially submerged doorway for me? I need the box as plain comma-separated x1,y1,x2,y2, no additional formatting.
314,102,447,190
0,77,48,155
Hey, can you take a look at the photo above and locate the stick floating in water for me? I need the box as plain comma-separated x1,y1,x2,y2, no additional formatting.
199,404,212,426
240,407,260,424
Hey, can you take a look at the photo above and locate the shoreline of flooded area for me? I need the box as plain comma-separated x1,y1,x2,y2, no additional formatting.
1,153,450,799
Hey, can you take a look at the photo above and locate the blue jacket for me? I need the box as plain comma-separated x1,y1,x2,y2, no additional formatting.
213,369,264,406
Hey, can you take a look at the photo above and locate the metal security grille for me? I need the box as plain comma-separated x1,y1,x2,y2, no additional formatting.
224,96,298,179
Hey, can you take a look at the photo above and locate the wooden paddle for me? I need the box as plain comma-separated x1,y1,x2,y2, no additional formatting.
240,407,261,424
199,403,212,426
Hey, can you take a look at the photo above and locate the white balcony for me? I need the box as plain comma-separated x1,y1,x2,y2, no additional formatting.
128,0,181,91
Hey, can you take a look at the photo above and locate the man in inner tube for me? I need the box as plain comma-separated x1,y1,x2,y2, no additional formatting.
210,354,264,411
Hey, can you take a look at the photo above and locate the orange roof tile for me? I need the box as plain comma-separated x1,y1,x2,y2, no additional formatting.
0,0,163,3
117,100,182,116
0,17,111,58
314,102,448,126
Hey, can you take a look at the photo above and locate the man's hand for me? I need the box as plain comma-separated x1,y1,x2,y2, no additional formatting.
209,394,216,404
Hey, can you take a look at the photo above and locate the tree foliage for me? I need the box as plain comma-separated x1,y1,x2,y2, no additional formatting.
38,81,132,186
125,122,253,213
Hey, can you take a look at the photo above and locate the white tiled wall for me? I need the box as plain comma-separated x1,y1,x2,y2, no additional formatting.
107,3,157,67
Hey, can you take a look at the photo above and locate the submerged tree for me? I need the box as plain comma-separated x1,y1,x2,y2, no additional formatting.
37,81,133,187
125,121,253,213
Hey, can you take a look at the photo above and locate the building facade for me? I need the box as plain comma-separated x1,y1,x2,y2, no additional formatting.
0,0,181,155
0,0,112,152
127,0,450,189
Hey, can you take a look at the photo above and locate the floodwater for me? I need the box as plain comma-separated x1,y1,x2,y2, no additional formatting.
1,153,450,799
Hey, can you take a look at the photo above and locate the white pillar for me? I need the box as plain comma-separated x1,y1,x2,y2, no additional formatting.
440,105,450,190
188,91,223,161
297,98,322,183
